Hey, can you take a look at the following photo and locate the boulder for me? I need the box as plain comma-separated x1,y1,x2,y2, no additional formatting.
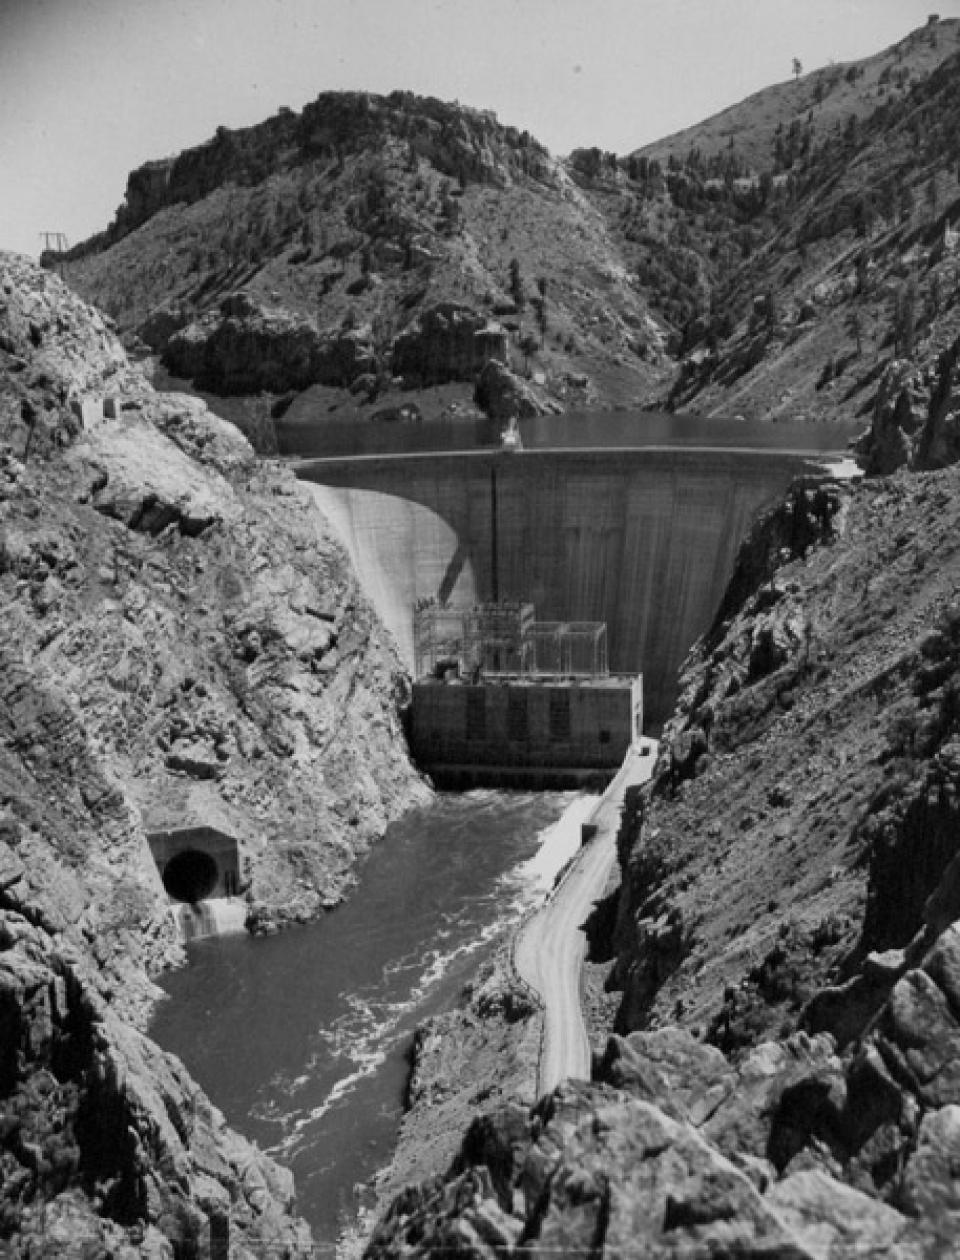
528,1096,809,1259
872,930,960,1110
74,419,237,537
704,1034,847,1173
766,1169,917,1258
596,1028,736,1126
474,359,550,420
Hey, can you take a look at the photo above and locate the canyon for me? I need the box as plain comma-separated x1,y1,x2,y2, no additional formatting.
0,251,424,1257
8,16,960,1256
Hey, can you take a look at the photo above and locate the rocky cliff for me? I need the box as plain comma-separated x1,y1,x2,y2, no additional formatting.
856,333,960,473
0,251,425,1255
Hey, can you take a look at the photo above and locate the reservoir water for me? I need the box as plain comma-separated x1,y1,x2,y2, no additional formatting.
150,789,581,1243
276,406,861,459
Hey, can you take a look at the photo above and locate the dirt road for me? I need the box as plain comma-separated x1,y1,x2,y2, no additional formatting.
514,743,657,1094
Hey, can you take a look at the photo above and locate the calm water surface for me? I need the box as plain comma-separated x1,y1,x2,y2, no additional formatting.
150,790,573,1242
276,407,860,459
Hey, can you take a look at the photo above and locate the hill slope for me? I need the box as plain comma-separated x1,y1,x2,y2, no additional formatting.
366,421,960,1260
0,251,426,1255
50,20,960,453
635,17,960,173
60,92,670,437
618,21,960,438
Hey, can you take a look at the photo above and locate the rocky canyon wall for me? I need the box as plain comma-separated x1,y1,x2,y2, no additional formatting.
0,252,425,1257
302,449,830,724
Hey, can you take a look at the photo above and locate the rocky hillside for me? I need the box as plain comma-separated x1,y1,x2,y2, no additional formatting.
640,19,960,429
58,92,670,441
0,251,425,1255
635,17,959,173
53,21,960,456
365,484,960,1255
364,328,960,1255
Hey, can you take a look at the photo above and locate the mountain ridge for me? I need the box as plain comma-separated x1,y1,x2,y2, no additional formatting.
633,16,960,173
56,17,960,455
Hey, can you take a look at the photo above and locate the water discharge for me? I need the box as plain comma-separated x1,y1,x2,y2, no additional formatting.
151,790,584,1242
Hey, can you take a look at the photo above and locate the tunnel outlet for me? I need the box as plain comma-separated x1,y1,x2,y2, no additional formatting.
162,849,219,903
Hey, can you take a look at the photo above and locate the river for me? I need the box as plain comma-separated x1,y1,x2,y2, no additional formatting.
150,789,585,1243
149,401,857,1245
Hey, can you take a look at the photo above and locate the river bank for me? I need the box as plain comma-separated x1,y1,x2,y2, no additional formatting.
355,748,656,1255
150,790,577,1246
344,792,598,1252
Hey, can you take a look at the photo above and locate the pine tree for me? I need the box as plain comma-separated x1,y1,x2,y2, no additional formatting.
845,307,863,356
509,258,524,311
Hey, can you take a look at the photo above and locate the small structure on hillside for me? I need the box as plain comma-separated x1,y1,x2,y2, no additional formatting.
410,600,641,787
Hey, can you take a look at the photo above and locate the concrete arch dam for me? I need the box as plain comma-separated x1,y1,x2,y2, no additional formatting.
298,447,832,725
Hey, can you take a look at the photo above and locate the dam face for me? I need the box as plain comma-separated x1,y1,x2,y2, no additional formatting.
300,448,830,724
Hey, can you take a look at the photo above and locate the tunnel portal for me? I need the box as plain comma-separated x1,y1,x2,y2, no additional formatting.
147,825,241,904
162,848,219,903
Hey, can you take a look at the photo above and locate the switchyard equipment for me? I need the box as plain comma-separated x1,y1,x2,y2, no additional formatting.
414,601,609,681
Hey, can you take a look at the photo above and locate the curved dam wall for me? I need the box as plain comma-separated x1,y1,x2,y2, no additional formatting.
301,448,831,725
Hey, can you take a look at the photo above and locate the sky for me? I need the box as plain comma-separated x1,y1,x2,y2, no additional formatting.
3,0,960,259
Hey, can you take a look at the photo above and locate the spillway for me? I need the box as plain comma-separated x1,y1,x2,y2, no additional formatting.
299,446,835,724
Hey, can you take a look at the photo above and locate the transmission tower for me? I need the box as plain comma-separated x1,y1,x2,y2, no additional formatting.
39,231,69,277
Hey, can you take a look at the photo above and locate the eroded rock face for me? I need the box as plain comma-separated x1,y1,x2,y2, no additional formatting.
473,358,556,420
371,970,960,1260
857,335,960,474
391,303,507,388
1,251,426,1253
163,290,377,394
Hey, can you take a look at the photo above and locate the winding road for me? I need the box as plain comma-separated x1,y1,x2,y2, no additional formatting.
514,742,657,1095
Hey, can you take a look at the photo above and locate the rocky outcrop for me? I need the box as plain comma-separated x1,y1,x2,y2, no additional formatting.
368,1056,915,1258
370,917,960,1258
473,359,557,420
391,303,507,388
856,335,960,474
1,912,311,1257
1,251,426,1253
163,291,377,394
101,93,555,248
